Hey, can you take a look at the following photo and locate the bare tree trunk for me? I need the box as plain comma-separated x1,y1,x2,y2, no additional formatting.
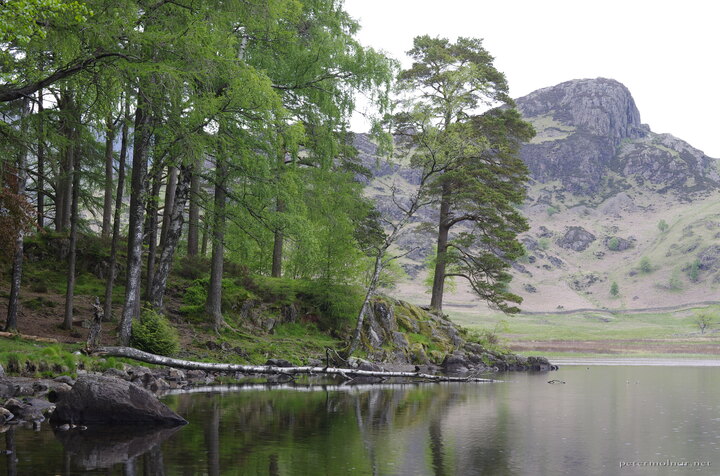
103,96,129,322
271,199,285,278
150,164,191,309
101,115,116,239
187,159,200,256
430,185,451,313
201,218,208,256
145,166,162,300
36,89,45,229
345,254,382,358
4,99,30,332
94,346,497,382
55,92,76,232
159,165,177,247
206,160,227,331
63,131,81,330
119,89,152,346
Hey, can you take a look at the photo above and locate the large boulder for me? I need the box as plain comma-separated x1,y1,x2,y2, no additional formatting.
557,226,596,251
49,376,187,426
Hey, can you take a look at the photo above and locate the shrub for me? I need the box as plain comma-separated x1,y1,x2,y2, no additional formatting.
538,238,550,251
176,255,211,280
610,281,619,296
607,237,620,251
546,206,559,217
658,219,669,232
639,257,652,274
131,309,180,356
687,259,700,282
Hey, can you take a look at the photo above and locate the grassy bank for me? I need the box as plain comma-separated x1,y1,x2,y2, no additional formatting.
448,306,720,357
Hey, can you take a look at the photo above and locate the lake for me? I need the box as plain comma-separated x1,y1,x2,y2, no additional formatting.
3,364,719,475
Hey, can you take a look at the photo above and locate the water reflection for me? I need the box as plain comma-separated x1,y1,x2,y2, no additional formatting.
2,367,720,475
53,425,179,472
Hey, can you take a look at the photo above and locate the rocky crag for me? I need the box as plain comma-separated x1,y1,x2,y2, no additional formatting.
518,78,719,197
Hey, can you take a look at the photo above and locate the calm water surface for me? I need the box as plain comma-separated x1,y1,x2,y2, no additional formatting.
2,365,719,475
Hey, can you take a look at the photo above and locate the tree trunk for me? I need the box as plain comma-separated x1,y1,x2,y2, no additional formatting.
144,166,162,300
345,254,383,358
36,89,45,229
206,160,227,331
119,90,152,346
271,198,285,278
103,96,129,322
63,131,82,330
187,159,201,256
94,346,496,382
4,99,30,333
430,185,451,312
201,218,208,256
150,164,191,309
159,165,178,247
101,115,116,239
55,92,77,232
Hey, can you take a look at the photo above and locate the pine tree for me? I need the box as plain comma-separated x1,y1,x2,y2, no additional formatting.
396,36,534,313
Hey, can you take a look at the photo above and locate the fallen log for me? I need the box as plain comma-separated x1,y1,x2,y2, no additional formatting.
93,346,496,383
0,332,58,343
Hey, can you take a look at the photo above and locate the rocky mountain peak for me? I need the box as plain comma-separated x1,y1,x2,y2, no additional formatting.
517,78,647,142
516,78,718,196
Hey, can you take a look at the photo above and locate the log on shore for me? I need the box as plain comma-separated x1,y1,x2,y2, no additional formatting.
0,332,58,343
93,346,496,383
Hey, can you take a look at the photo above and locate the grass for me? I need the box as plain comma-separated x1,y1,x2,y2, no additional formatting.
450,307,718,342
0,337,126,377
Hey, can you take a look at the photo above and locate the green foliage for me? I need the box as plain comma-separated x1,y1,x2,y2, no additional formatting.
610,281,619,297
608,237,620,251
667,270,683,291
130,309,180,357
639,256,653,274
687,259,701,282
546,206,559,217
393,35,534,313
658,219,669,232
694,312,714,334
538,238,550,251
300,280,364,331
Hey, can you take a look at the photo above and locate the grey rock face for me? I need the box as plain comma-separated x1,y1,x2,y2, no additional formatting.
557,226,596,251
517,78,718,194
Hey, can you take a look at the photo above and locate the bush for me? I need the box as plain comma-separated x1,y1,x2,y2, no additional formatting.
538,238,550,251
131,309,180,356
639,257,652,274
607,237,620,251
687,259,700,282
610,281,619,296
658,219,669,232
546,206,559,217
300,280,363,332
176,255,211,280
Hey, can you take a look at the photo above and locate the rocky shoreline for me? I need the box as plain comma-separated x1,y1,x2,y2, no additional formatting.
0,350,556,429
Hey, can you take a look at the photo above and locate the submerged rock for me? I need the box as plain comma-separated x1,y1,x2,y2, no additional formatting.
49,376,187,426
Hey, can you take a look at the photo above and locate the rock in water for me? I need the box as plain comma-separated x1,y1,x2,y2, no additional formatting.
49,376,187,426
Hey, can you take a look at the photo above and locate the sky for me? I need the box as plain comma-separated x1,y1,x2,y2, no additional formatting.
344,0,720,158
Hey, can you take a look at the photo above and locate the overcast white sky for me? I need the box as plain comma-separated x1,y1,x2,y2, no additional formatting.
345,0,720,158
